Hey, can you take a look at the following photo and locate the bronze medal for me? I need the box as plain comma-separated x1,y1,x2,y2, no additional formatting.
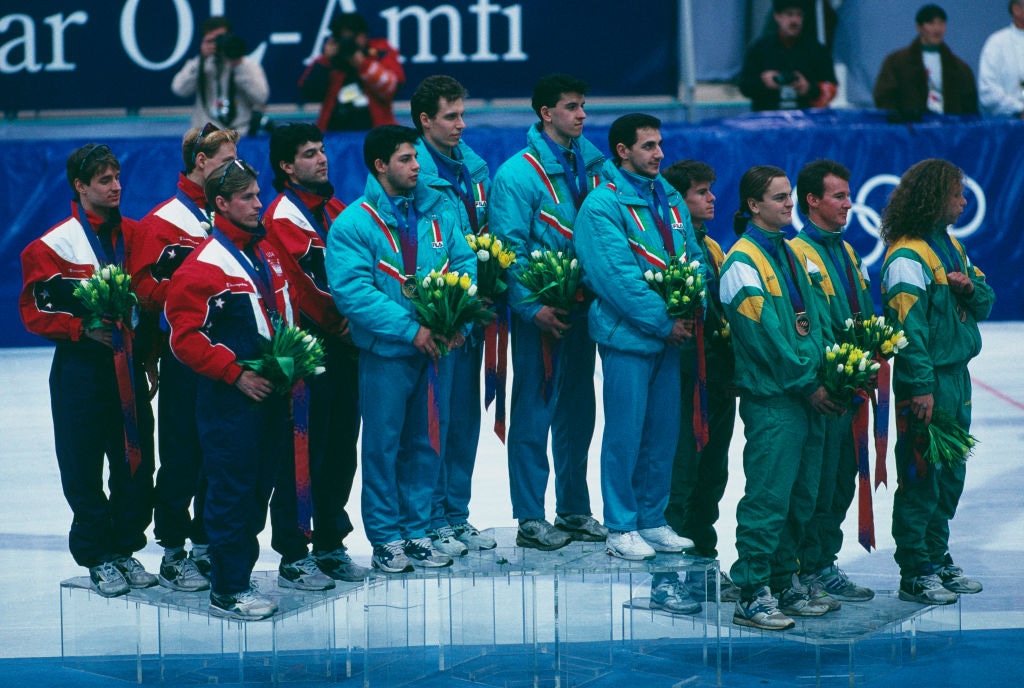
795,312,811,336
402,277,417,299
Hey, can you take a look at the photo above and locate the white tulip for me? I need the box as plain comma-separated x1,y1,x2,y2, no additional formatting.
477,250,490,262
654,272,664,283
468,284,478,296
643,270,654,281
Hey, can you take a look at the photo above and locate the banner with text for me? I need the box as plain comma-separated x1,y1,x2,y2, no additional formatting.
1,0,679,112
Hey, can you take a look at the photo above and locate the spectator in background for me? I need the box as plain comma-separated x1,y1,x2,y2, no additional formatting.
299,13,405,131
978,0,1024,118
739,0,837,111
171,17,269,135
873,5,978,121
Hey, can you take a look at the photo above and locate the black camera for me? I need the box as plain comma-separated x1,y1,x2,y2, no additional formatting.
773,70,797,86
215,33,247,61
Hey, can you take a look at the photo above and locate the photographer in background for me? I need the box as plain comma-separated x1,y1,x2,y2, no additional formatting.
299,13,404,131
739,0,837,111
172,16,270,136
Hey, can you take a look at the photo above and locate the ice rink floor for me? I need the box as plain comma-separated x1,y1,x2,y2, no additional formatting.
0,322,1021,677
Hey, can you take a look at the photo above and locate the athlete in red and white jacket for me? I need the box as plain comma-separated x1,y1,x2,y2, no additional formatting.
19,143,156,600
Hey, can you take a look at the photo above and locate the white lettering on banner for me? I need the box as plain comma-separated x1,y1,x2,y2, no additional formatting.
44,12,87,72
382,5,467,63
121,0,193,71
1,12,88,75
791,173,986,268
381,0,526,64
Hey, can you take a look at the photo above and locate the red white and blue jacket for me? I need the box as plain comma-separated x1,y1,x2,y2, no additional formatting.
165,213,323,385
20,202,138,343
129,174,212,313
263,182,346,334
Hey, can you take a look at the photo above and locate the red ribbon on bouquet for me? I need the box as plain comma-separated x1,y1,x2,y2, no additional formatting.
428,359,442,455
484,304,510,443
852,389,875,551
111,321,144,477
691,306,709,452
872,357,891,488
291,379,313,540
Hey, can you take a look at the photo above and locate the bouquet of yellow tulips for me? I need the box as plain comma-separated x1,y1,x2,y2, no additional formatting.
411,270,494,355
465,233,516,300
842,314,908,360
820,342,881,398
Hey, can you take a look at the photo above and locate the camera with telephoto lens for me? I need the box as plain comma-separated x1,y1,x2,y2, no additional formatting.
215,33,247,61
773,70,797,86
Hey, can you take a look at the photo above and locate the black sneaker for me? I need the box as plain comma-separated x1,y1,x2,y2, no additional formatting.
113,556,158,589
278,554,336,591
89,561,130,598
899,574,958,604
315,547,370,582
371,541,414,573
189,547,211,578
209,586,278,621
158,550,210,592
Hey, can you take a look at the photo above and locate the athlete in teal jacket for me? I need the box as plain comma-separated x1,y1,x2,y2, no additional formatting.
575,146,702,545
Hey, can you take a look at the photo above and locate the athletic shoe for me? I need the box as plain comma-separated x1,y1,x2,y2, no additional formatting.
315,547,369,582
800,574,842,612
278,554,336,591
686,569,741,603
371,541,414,574
899,574,959,604
650,573,702,615
554,514,608,542
404,537,453,568
605,530,656,561
189,546,211,578
777,574,830,616
452,522,497,550
89,561,130,598
428,525,469,557
113,556,158,589
637,525,694,553
810,564,875,601
733,586,795,631
209,586,278,621
516,519,572,551
158,549,210,592
937,564,983,594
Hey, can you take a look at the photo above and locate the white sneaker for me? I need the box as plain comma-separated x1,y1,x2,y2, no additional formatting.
638,525,694,553
452,522,497,550
428,525,469,557
606,530,656,561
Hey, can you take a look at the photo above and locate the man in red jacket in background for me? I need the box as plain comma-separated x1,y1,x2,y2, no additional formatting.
263,123,367,582
299,13,405,131
129,123,239,593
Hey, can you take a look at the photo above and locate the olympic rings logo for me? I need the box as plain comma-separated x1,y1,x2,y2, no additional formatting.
792,173,986,268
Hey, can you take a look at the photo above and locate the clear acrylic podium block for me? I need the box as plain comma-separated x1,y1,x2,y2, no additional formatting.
360,528,721,688
723,590,962,687
60,569,364,685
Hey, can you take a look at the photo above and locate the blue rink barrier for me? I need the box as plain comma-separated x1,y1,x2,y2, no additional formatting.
4,110,1022,347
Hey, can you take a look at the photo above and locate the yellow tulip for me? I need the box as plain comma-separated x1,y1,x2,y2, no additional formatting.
459,273,472,290
444,272,459,287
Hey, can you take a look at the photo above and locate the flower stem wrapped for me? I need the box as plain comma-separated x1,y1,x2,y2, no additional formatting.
411,270,494,355
240,316,327,394
916,407,978,468
73,264,139,331
516,249,583,313
643,254,706,319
